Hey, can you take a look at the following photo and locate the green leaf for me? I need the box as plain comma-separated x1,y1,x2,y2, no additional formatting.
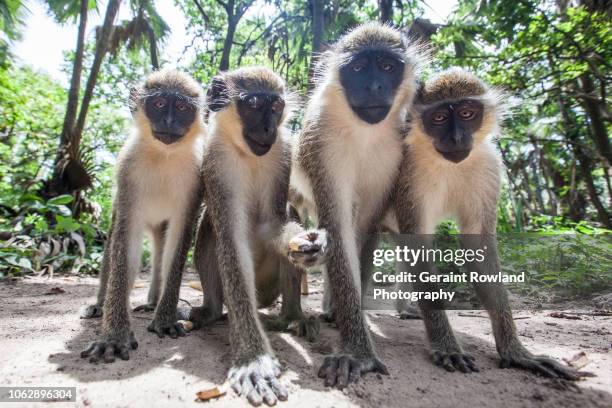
47,195,74,205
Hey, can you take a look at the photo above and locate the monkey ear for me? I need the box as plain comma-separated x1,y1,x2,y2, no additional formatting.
206,76,230,112
128,86,141,115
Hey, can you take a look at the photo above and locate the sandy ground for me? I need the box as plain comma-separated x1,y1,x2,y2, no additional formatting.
1,272,611,408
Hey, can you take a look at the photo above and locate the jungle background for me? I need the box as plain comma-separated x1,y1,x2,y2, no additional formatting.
0,0,610,300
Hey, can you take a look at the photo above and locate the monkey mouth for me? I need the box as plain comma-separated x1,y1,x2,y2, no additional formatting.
436,148,471,163
352,105,391,124
153,131,183,145
244,134,274,156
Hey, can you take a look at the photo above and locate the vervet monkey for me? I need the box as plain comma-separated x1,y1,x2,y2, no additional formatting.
291,23,422,388
193,66,327,406
393,68,588,380
81,69,205,362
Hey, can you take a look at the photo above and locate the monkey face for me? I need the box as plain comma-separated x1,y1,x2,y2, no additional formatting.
422,99,484,163
236,92,285,156
339,48,405,125
144,92,197,145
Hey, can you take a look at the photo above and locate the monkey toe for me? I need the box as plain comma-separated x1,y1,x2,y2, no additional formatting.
432,351,478,373
228,355,287,407
295,316,320,342
133,303,156,313
318,354,387,389
147,320,186,339
500,354,591,380
81,304,103,319
80,333,138,364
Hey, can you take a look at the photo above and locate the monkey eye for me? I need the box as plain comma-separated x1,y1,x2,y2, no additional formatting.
271,99,285,113
380,62,394,72
352,64,365,72
457,108,476,120
152,97,167,110
248,95,261,109
175,100,191,112
432,112,449,124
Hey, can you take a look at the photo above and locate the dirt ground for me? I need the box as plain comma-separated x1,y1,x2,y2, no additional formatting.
1,272,611,408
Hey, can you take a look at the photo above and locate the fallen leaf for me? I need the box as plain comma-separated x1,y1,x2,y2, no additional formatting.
188,281,203,291
564,351,590,370
548,312,581,320
46,287,65,295
196,386,226,402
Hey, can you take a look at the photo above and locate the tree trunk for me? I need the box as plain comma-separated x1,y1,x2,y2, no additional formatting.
312,0,324,53
378,0,393,24
219,16,237,71
147,26,159,70
72,0,122,152
59,0,88,148
578,73,611,166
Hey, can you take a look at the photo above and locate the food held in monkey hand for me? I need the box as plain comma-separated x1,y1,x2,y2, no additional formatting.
318,354,388,389
80,331,138,363
288,229,328,267
228,354,288,406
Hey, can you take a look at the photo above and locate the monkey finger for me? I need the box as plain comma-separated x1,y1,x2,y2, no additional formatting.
268,378,288,401
450,354,469,373
103,345,116,363
324,358,339,387
336,357,351,389
242,381,260,406
317,357,333,378
129,332,139,349
254,379,277,406
118,345,130,361
349,361,362,384
538,357,591,380
80,342,97,358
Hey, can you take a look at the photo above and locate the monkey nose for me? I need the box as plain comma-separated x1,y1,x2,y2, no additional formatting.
367,81,383,92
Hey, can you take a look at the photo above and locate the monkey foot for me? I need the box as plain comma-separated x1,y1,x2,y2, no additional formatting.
81,304,103,319
397,305,422,320
318,311,336,324
176,306,224,330
228,354,288,406
318,354,388,389
264,315,320,342
133,303,156,313
147,318,186,339
81,332,138,363
288,229,328,268
499,347,592,380
431,350,479,373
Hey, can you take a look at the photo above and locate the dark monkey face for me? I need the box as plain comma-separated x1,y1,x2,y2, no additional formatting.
422,99,484,163
339,48,405,125
144,92,197,145
236,92,285,156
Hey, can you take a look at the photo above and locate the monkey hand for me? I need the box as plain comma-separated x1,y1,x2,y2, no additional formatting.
80,331,138,363
430,349,479,373
228,354,288,406
147,315,186,339
499,344,592,380
81,303,103,319
288,229,328,267
318,354,388,389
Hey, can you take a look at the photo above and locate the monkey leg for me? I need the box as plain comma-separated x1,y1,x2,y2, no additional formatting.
263,257,320,342
148,191,202,339
81,203,143,363
81,211,115,319
176,211,225,329
134,222,166,313
462,234,589,380
414,262,479,373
